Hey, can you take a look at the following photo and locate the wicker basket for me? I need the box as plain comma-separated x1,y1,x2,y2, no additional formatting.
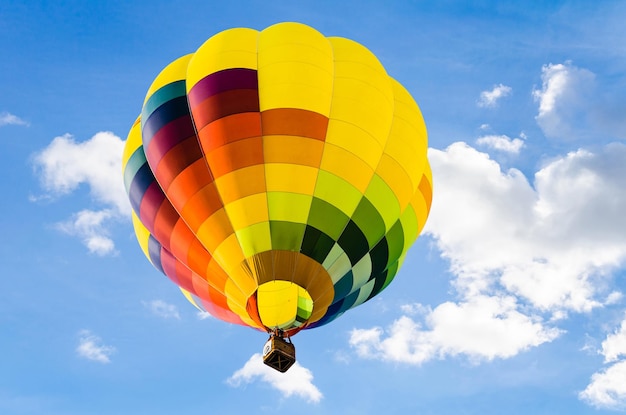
262,336,296,373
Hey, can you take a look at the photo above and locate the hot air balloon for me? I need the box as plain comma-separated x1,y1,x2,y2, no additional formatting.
122,22,432,372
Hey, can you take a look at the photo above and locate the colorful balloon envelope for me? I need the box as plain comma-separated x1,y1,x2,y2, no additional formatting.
122,22,432,339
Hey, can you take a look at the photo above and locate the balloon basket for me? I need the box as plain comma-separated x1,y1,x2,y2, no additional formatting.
262,334,296,373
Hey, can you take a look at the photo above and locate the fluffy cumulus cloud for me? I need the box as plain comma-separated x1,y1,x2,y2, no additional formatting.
351,141,626,368
34,132,128,213
533,61,626,141
76,330,115,363
476,134,525,154
55,209,116,256
477,84,512,108
533,62,597,140
351,296,561,365
33,132,129,254
0,111,29,127
143,300,181,319
580,361,626,410
425,142,626,313
227,353,322,403
580,315,626,409
600,318,626,364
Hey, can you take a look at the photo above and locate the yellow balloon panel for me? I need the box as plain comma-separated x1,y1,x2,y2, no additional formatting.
326,79,393,147
327,37,394,147
265,163,318,194
186,28,259,91
375,154,415,211
213,165,266,205
258,23,333,114
318,143,374,193
257,281,313,329
196,209,236,253
385,120,427,191
390,79,428,149
206,231,245,272
329,36,389,81
224,277,261,328
385,80,428,190
324,119,383,170
223,193,269,231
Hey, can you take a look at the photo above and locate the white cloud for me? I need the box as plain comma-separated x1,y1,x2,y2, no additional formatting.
477,84,512,108
580,315,626,409
76,330,115,363
606,291,624,305
33,132,128,214
33,132,130,254
350,296,561,365
143,300,181,319
424,296,561,360
476,134,525,154
197,310,213,320
0,111,29,127
400,303,431,316
424,142,626,313
56,209,116,256
532,62,596,140
227,353,322,403
579,360,626,410
533,61,626,141
600,316,626,364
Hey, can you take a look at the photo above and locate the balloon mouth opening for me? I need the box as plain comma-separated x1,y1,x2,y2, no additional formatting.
256,280,313,331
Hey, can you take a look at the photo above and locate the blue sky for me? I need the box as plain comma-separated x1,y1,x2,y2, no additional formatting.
2,1,626,413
